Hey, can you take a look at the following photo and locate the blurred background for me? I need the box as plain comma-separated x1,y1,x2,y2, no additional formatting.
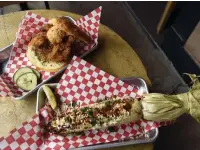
0,1,200,150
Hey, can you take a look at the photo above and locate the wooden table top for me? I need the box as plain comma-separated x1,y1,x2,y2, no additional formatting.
0,10,152,150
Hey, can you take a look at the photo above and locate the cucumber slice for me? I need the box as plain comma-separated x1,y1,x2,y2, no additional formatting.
16,72,37,91
43,85,57,109
13,67,33,83
32,68,41,79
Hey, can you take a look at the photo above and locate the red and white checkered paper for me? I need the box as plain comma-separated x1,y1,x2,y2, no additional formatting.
0,56,162,150
0,6,102,98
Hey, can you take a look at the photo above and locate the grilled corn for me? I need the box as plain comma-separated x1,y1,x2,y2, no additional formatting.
46,97,142,136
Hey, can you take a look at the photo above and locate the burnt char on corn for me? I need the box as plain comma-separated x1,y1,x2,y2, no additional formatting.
46,97,142,136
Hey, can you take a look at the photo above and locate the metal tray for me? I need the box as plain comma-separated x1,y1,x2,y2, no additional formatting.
36,77,158,149
0,16,98,100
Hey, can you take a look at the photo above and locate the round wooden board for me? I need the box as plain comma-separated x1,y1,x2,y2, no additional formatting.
0,10,152,150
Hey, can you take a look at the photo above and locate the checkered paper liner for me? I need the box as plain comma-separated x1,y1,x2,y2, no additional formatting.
0,56,163,150
0,6,102,98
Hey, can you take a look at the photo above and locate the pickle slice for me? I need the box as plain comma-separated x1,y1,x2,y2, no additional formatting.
13,67,33,83
16,72,37,91
43,85,57,109
31,68,41,79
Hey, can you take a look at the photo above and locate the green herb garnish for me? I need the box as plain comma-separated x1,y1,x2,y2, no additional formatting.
97,99,103,102
80,107,88,113
65,117,72,123
36,53,41,61
88,109,93,117
105,101,112,109
73,109,77,113
91,118,97,126
108,126,117,132
70,131,85,136
72,101,77,107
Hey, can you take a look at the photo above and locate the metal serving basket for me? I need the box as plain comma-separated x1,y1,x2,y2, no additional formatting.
0,16,98,100
36,77,158,149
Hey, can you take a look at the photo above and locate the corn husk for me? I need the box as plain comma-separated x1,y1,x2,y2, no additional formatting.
142,74,200,123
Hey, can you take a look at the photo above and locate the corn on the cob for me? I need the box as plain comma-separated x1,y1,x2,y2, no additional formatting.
45,74,200,136
46,97,142,136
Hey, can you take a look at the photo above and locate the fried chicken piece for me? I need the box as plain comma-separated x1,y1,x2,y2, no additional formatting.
29,17,84,64
46,45,60,60
29,32,49,48
41,24,53,32
29,32,53,61
30,31,74,62
50,47,71,62
46,36,75,62
49,17,92,44
65,35,75,47
61,36,75,60
48,18,58,25
47,25,66,44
